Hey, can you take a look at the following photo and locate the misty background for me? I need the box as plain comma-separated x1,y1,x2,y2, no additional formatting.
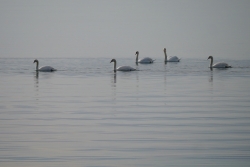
1,0,250,59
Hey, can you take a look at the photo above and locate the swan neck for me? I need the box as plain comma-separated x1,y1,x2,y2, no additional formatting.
136,53,139,63
36,61,39,70
113,61,117,72
210,57,213,67
164,51,167,61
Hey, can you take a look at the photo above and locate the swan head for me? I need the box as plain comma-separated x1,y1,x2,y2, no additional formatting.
135,51,139,55
33,59,38,63
110,59,116,63
163,48,166,52
207,56,213,60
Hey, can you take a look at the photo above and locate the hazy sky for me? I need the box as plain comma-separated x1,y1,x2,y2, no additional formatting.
1,0,250,59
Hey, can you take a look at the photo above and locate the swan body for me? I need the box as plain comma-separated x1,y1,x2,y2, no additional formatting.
110,59,136,72
135,51,155,63
33,59,56,72
163,48,180,62
207,56,231,68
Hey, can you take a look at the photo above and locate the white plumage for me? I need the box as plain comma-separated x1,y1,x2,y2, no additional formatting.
135,51,155,63
110,59,136,72
163,48,180,62
33,59,56,72
207,56,231,68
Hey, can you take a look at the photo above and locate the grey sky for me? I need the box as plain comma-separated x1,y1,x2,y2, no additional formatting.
1,0,250,59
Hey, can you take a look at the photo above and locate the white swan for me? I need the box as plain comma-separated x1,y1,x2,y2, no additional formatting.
207,56,231,68
163,48,180,62
110,59,136,72
33,59,56,72
135,51,155,63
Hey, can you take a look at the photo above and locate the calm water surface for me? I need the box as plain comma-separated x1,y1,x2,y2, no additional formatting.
0,58,250,167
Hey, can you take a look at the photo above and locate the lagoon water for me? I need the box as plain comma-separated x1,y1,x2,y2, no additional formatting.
0,57,250,167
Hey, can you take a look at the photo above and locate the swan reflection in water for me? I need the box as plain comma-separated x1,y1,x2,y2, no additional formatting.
209,68,213,82
112,73,116,84
34,71,39,87
35,71,39,79
33,71,39,101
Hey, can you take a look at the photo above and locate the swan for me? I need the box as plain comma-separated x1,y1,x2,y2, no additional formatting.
163,48,180,62
135,51,155,63
207,56,231,68
33,59,56,72
110,59,136,72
